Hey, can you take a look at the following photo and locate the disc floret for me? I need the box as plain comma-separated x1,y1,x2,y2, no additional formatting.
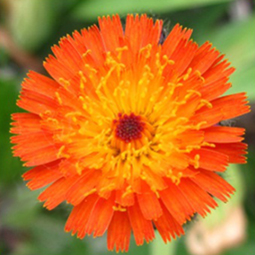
114,113,145,143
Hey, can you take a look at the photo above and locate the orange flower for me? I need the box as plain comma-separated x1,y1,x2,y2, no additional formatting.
11,14,249,252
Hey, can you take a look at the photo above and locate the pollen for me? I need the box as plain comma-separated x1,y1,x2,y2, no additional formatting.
114,113,145,143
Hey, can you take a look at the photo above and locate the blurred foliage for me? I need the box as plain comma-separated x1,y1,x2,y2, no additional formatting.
7,0,56,51
71,0,235,21
0,78,25,185
0,0,254,255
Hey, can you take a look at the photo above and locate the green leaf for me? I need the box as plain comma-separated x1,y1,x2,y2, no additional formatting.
71,0,234,21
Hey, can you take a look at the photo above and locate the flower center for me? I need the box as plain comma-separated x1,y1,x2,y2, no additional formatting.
114,113,145,143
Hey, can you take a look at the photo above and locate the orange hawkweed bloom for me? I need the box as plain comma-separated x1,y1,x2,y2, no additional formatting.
11,14,249,252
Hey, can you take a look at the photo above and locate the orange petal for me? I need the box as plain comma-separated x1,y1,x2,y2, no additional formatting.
137,190,162,220
189,106,223,128
85,193,115,237
190,93,249,128
66,170,101,206
172,69,203,98
189,148,229,172
38,176,78,210
11,132,55,156
154,201,184,243
203,59,234,85
142,167,167,191
115,186,134,207
167,152,190,170
160,180,194,224
43,54,74,83
125,14,162,53
22,71,60,98
51,36,83,74
17,89,59,115
65,30,88,57
107,211,131,252
170,39,198,75
98,15,124,52
44,33,90,84
178,178,218,217
175,93,202,119
204,126,245,143
23,160,62,190
10,113,41,134
175,130,204,147
200,77,231,101
189,42,220,75
200,93,250,121
191,170,235,202
65,193,99,238
80,25,105,65
214,143,247,164
21,144,62,167
162,24,192,58
59,159,79,177
128,202,155,245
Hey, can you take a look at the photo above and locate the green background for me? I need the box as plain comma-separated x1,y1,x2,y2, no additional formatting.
0,0,254,254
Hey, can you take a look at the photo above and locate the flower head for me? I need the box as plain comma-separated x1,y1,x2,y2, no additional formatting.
11,14,249,252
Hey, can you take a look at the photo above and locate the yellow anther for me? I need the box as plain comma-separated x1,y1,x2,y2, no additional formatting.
187,89,201,97
57,145,70,159
99,184,115,193
59,78,70,89
201,141,215,148
122,186,133,199
194,121,207,130
45,110,52,115
162,55,175,66
82,49,92,59
140,174,146,180
46,118,59,124
199,99,213,109
182,67,192,81
78,71,87,90
140,44,152,58
85,64,97,73
113,205,127,212
55,92,62,105
116,46,128,60
194,70,205,82
75,162,83,175
84,188,97,197
193,154,200,169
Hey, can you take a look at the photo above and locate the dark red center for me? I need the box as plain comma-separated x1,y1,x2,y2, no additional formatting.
114,113,145,143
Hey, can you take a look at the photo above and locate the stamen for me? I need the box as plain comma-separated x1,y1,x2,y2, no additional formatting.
113,204,127,212
55,92,62,105
59,78,70,90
